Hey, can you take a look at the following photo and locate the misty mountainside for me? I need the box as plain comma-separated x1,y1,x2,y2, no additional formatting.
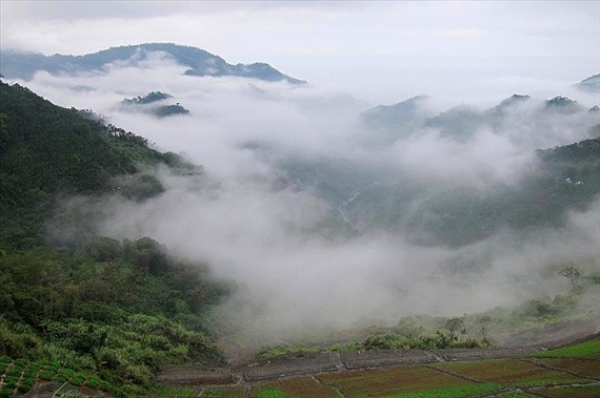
0,42,306,84
359,94,595,145
0,79,232,395
120,91,190,118
0,80,198,248
575,73,600,93
260,93,600,247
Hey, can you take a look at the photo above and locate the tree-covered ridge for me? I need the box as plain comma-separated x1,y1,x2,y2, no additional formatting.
0,43,306,84
121,91,191,118
0,81,229,395
0,80,197,248
122,91,173,105
351,137,600,246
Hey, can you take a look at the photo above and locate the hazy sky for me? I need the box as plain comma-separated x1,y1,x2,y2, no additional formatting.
1,1,599,104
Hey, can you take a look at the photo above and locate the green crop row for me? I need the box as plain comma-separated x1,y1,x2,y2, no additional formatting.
0,357,123,397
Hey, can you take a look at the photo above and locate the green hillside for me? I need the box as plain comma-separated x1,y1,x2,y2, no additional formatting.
0,80,228,396
0,80,199,248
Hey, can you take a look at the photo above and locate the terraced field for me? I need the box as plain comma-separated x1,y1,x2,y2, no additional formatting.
4,335,597,396
196,335,600,398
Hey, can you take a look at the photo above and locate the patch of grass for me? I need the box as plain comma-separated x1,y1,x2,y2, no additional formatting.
252,377,339,398
255,388,288,398
534,337,600,358
201,386,246,398
495,392,538,398
257,344,322,359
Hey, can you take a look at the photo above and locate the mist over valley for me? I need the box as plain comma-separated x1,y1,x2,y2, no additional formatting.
2,44,598,344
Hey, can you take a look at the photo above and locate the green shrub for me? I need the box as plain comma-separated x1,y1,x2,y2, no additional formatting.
6,365,22,377
39,370,54,380
86,376,101,389
70,375,84,386
3,380,16,390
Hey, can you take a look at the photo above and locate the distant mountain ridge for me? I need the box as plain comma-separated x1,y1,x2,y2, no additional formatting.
575,73,600,93
0,43,306,84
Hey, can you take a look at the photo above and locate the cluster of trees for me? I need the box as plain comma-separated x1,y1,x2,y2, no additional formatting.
120,91,190,118
0,81,197,249
122,91,172,105
0,238,229,392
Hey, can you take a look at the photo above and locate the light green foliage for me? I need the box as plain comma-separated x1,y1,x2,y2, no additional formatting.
255,388,288,398
534,338,600,358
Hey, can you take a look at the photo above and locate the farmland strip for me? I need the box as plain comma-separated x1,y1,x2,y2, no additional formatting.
519,358,600,382
425,364,485,384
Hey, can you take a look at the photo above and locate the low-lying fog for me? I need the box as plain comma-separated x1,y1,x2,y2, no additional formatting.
11,55,599,341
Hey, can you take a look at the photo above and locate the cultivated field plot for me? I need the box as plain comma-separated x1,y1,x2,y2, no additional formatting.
533,337,600,359
250,376,339,398
316,366,498,397
433,358,587,387
535,384,600,397
532,358,600,379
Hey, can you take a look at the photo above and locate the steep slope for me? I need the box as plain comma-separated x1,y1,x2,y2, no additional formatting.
0,79,196,248
0,80,228,396
0,42,306,84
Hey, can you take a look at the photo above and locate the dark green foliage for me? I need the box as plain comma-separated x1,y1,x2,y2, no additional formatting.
153,104,190,118
0,81,187,249
121,91,190,118
0,82,228,394
122,91,172,105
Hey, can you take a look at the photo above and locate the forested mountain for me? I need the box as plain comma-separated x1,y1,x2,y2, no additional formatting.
0,81,200,248
0,80,228,396
0,43,306,84
272,93,600,247
274,136,600,247
0,65,598,396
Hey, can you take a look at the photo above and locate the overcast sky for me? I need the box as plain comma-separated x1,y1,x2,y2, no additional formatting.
1,1,599,103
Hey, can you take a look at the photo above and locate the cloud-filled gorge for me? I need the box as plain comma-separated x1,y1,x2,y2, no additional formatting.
16,55,599,345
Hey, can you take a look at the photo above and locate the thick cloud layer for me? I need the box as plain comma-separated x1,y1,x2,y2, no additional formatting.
13,56,599,343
